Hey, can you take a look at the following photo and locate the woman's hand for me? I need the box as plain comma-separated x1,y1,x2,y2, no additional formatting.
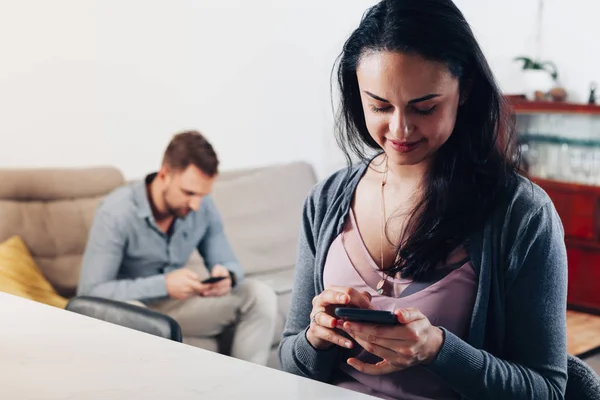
307,286,374,351
341,307,444,374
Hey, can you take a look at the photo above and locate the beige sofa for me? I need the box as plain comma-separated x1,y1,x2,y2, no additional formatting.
0,162,317,369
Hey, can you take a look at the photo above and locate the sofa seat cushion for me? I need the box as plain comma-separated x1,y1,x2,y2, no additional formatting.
0,235,68,308
272,290,293,347
248,268,296,347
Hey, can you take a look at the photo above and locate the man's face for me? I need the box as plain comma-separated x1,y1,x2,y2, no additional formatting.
161,164,216,218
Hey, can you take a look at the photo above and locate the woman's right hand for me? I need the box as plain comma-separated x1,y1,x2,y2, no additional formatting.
307,286,373,350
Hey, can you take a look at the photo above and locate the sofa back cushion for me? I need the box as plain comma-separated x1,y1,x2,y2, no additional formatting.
0,168,125,297
210,162,317,276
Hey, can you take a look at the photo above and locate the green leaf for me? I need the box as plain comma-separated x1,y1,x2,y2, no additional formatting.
540,61,559,81
513,56,559,80
514,56,534,69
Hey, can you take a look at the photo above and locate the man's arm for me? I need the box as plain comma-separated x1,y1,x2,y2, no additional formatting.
77,208,168,301
196,196,245,286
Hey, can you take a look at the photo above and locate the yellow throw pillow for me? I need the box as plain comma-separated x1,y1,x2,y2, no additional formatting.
0,235,68,308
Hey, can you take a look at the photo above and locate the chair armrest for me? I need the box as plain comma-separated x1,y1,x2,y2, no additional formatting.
65,296,182,342
566,354,600,399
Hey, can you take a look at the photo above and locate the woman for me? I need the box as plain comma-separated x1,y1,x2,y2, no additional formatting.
278,0,567,399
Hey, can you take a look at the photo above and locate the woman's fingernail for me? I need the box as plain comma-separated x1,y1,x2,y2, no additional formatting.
345,341,352,348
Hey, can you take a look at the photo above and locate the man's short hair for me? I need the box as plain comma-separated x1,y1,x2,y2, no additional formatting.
162,130,219,177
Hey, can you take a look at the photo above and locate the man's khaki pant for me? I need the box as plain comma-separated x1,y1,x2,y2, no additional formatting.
141,280,277,366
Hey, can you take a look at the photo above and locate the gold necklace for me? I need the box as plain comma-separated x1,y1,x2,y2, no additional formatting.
376,157,389,295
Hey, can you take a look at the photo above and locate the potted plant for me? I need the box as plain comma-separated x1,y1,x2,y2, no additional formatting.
514,56,560,100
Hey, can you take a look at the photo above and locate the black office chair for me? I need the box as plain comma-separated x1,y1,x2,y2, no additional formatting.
65,296,183,342
566,354,600,399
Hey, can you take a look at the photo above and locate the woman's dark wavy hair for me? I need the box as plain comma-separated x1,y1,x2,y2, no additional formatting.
333,0,520,280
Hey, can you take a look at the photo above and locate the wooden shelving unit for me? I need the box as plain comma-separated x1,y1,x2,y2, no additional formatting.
532,178,600,313
506,95,600,114
507,96,600,313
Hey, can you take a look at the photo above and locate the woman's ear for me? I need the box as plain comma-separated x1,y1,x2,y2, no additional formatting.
459,79,473,106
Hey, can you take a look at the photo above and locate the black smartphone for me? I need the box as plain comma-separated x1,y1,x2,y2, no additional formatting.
201,276,227,284
335,307,398,325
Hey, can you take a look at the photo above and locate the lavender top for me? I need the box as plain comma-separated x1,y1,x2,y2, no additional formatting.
323,209,477,399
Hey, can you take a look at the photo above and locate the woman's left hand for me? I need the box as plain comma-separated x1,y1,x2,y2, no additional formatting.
340,307,444,375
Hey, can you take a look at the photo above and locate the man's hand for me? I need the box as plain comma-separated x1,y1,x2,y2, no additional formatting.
199,264,232,297
165,268,205,300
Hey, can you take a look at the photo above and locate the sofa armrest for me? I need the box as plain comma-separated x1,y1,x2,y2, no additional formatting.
65,296,182,342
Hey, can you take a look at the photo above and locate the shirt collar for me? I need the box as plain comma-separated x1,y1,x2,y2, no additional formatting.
132,173,157,219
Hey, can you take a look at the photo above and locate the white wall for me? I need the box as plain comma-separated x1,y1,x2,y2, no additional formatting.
0,0,376,180
0,0,598,180
454,0,600,103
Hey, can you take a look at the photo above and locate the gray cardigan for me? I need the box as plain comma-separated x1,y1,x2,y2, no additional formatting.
278,160,568,400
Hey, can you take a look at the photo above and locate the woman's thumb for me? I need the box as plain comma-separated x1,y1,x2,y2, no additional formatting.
395,307,423,323
361,291,372,302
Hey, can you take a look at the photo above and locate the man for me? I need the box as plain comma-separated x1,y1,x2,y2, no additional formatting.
77,130,278,366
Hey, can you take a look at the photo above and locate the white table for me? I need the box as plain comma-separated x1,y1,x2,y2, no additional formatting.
0,292,376,399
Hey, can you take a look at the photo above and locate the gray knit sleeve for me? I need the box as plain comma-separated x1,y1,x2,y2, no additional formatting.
277,187,341,381
424,201,568,399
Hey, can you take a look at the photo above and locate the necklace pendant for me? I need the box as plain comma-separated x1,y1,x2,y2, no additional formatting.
376,279,385,295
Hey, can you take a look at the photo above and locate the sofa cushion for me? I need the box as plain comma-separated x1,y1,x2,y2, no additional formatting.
0,167,125,296
249,268,296,347
0,167,124,201
273,291,293,347
0,197,102,295
249,268,296,296
0,235,68,308
210,162,317,276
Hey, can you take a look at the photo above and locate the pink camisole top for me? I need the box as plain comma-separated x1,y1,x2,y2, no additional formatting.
322,209,477,400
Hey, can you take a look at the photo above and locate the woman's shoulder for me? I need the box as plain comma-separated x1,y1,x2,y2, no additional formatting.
504,174,554,218
305,161,367,208
491,174,562,245
470,174,566,286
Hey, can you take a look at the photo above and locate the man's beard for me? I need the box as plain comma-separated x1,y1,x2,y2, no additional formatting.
163,194,191,219
170,207,191,218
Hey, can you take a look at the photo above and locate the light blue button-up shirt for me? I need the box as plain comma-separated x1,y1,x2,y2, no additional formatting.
77,174,245,302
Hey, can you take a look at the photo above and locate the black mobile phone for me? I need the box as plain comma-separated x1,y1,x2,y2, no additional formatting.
201,276,227,284
335,307,398,325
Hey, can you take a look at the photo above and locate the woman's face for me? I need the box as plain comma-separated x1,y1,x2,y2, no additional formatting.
356,51,462,167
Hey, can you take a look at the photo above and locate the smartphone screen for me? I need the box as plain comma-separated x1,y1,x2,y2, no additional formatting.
335,307,398,325
201,276,227,284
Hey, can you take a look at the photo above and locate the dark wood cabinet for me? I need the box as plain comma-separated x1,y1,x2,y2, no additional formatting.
565,242,600,310
506,96,600,313
532,178,600,312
